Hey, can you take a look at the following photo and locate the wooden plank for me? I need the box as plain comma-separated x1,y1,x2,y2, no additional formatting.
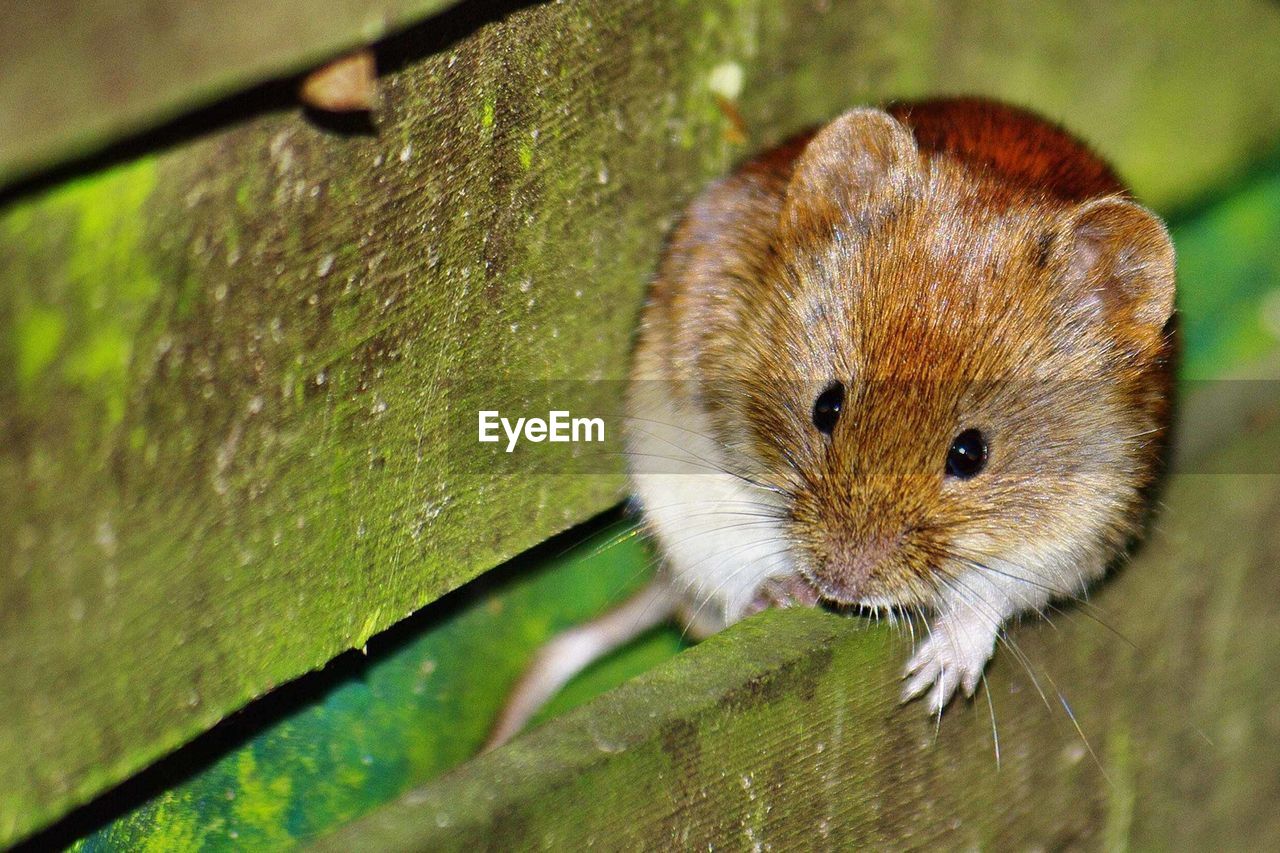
5,0,1280,844
315,419,1280,849
0,0,460,188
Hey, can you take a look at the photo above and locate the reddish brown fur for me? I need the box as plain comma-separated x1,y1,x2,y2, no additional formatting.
633,98,1175,608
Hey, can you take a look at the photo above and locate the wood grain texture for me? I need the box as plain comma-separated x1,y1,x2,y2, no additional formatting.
4,0,1280,844
0,0,460,187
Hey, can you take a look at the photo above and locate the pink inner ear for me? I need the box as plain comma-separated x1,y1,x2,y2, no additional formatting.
1067,227,1108,315
779,109,920,232
1062,198,1176,333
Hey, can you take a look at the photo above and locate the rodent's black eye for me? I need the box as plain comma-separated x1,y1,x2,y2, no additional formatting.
946,429,988,479
812,382,844,435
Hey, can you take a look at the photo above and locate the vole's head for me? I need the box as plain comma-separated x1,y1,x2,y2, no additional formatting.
718,109,1176,609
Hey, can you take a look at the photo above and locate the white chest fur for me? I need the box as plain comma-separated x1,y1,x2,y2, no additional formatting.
625,382,795,637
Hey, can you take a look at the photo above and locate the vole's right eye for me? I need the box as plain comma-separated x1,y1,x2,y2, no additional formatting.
812,382,844,435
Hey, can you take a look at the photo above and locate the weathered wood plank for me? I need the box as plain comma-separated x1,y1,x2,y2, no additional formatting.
315,419,1280,849
5,0,1280,844
0,0,460,187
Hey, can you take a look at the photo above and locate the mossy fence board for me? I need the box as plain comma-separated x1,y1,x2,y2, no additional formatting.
3,0,1280,846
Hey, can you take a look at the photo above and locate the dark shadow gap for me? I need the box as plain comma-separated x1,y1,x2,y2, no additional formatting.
0,0,548,210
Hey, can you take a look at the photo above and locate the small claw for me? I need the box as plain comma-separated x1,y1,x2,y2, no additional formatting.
924,671,960,716
900,669,933,703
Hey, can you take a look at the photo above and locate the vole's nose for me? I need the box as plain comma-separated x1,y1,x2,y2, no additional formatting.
818,532,899,602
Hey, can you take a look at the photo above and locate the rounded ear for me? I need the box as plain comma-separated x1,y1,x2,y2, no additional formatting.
780,108,921,233
1058,197,1176,346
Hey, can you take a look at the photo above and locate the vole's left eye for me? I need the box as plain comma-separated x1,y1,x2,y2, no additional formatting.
812,381,844,435
945,428,988,479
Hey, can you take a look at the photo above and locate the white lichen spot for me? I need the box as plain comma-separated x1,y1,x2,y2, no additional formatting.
94,519,118,557
316,254,336,277
371,397,388,415
315,371,327,386
708,61,744,100
399,143,413,163
422,498,446,521
597,165,609,184
248,395,264,415
213,283,228,302
590,731,627,754
435,812,451,828
373,153,384,167
1062,740,1087,766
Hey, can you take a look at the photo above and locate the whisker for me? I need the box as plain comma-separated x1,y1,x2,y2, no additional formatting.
982,672,1000,770
680,541,798,641
623,419,793,499
933,572,1109,782
942,546,1136,650
931,572,1051,713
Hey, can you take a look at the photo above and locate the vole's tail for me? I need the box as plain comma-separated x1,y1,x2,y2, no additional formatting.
483,580,677,752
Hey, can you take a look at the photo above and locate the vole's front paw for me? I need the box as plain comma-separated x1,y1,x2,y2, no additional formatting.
901,615,997,715
744,574,820,616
